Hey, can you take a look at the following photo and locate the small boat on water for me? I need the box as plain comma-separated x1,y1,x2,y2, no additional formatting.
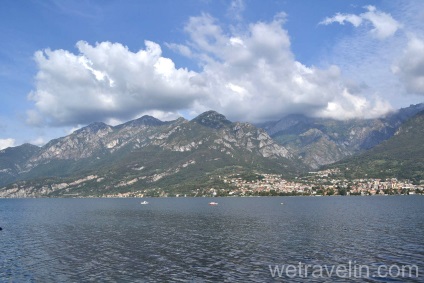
209,202,218,206
140,201,149,205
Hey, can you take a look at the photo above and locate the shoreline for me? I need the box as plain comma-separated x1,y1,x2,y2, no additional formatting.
0,194,422,199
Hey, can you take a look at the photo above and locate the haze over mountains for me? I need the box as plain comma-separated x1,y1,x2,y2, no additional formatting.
0,104,423,197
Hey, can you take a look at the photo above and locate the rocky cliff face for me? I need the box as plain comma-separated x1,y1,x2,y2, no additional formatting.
27,123,113,167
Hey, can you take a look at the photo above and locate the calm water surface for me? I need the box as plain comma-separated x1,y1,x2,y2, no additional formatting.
1,196,423,282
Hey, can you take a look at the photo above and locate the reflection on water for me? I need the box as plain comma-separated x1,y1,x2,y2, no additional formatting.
1,196,423,282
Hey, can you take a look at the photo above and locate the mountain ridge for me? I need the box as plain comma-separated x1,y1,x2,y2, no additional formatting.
327,110,424,183
1,105,423,197
0,110,300,197
257,103,424,168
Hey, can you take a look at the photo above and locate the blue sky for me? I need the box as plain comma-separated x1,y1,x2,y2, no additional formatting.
1,0,424,149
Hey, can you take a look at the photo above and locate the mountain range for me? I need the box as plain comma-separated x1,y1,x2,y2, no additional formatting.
0,104,423,197
0,111,301,197
258,103,424,168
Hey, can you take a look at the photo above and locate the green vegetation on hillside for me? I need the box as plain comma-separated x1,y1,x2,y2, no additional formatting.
330,111,424,183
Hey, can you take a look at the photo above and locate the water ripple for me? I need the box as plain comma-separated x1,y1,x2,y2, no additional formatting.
0,196,423,282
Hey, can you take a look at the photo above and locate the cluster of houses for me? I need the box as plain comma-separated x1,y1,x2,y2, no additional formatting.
217,170,423,196
98,169,423,198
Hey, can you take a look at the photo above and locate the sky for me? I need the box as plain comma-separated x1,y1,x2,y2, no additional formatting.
1,0,424,149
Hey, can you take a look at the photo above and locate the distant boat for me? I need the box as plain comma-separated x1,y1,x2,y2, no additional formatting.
140,201,149,205
280,203,284,205
209,202,218,206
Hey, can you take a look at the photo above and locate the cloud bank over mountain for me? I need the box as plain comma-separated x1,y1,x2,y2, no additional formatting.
27,5,422,127
0,138,15,150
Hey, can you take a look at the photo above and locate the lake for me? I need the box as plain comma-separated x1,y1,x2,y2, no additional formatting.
1,196,423,282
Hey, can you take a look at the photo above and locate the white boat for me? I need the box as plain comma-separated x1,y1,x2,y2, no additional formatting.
140,201,149,205
209,202,218,206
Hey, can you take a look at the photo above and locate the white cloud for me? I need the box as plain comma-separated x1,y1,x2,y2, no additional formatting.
27,13,392,126
319,1,424,109
181,13,391,121
0,138,15,150
393,37,424,95
165,43,193,58
30,137,46,146
320,6,400,39
320,13,362,27
28,40,200,126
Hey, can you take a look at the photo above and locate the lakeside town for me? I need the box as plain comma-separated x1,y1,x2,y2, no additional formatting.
102,169,424,198
216,169,424,197
2,169,422,199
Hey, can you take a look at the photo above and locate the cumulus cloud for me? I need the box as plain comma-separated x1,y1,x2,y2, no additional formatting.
28,40,200,126
27,13,392,126
320,6,400,39
180,13,391,121
0,138,15,150
392,37,424,95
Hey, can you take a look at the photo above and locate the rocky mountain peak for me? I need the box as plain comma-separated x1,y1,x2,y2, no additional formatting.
117,115,165,129
192,110,232,129
75,122,111,134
